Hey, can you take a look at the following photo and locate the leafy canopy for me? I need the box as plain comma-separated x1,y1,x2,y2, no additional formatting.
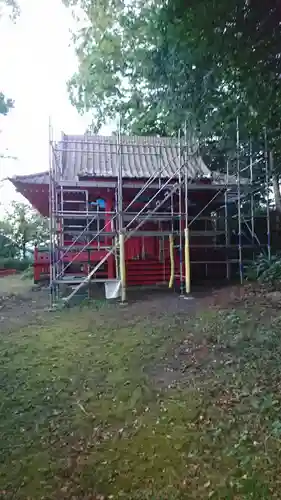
65,0,281,147
0,202,49,259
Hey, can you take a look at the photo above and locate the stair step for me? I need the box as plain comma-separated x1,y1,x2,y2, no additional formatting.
54,276,108,285
127,279,166,285
127,262,163,265
127,264,163,269
127,276,163,280
58,246,111,251
127,272,164,277
127,267,164,272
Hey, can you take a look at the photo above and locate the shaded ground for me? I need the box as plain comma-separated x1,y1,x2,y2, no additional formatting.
0,276,49,332
1,277,281,498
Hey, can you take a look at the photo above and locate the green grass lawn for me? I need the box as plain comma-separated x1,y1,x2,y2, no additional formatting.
1,295,281,499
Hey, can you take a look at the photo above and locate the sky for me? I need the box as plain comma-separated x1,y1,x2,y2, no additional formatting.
0,0,111,209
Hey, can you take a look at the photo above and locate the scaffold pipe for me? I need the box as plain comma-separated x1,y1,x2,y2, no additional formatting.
184,228,191,294
119,233,126,302
169,234,174,289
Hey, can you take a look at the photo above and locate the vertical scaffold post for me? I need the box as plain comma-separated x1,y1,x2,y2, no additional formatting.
178,129,184,295
236,117,243,284
86,190,91,298
119,233,126,301
168,190,174,287
249,138,255,247
184,122,190,294
264,128,271,261
168,234,175,289
224,158,230,280
117,119,126,303
156,140,164,269
48,118,55,307
114,188,119,279
58,185,64,280
54,134,65,303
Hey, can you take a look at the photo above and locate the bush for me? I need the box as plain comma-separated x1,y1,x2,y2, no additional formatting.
245,253,281,287
21,266,34,280
0,257,32,272
260,261,281,286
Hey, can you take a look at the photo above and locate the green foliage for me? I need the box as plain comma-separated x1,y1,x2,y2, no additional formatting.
245,253,281,286
20,265,34,280
0,256,31,271
65,1,281,140
245,254,275,281
0,92,14,158
260,260,281,286
64,0,281,214
0,202,49,259
0,92,14,116
0,233,18,258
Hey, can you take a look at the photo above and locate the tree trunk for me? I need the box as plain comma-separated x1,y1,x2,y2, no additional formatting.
272,173,281,213
22,239,26,259
270,152,281,213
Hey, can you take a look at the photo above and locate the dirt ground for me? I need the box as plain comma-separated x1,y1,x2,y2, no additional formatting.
0,276,225,331
1,275,276,334
0,276,50,332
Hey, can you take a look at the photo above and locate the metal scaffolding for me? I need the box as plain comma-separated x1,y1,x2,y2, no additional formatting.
48,119,271,308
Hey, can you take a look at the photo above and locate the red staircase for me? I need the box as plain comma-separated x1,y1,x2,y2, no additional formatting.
34,250,172,287
126,259,167,286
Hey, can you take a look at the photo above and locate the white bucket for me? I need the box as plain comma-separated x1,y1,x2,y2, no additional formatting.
104,279,121,299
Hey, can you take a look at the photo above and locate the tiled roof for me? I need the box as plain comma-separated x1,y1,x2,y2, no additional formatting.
11,134,213,185
54,134,211,180
10,171,49,185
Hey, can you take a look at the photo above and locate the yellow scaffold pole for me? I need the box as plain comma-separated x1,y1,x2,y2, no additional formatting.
119,233,126,302
169,234,174,288
184,228,190,294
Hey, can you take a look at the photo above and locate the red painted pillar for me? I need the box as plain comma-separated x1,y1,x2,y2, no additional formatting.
106,197,115,279
34,245,40,282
